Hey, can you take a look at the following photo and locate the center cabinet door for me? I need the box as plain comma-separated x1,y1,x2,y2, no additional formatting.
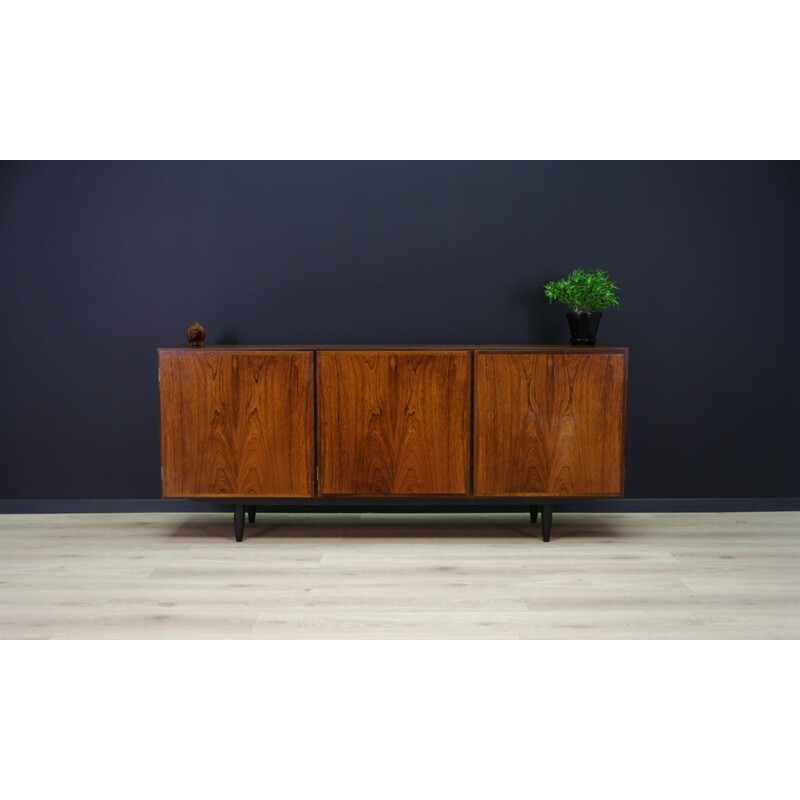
317,351,471,496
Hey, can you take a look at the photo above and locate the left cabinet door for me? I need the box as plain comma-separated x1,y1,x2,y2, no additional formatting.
159,351,315,498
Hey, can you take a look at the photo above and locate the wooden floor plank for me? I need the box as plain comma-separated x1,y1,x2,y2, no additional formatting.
0,511,798,639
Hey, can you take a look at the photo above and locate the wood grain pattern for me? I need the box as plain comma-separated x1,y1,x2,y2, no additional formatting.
159,351,314,497
473,352,627,497
317,351,470,495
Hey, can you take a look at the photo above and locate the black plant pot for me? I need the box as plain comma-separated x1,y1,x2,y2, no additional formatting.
566,311,602,345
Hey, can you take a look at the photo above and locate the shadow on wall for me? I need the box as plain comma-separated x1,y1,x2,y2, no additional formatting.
214,328,241,345
511,284,562,343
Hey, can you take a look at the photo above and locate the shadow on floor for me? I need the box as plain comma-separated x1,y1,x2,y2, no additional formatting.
168,513,627,542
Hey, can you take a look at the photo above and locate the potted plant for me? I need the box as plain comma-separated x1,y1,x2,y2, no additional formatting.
543,268,620,345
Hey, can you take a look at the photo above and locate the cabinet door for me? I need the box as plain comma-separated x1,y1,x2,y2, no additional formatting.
318,351,470,495
160,351,314,497
473,352,626,497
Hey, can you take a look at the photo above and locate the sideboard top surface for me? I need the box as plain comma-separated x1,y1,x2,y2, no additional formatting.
158,344,628,354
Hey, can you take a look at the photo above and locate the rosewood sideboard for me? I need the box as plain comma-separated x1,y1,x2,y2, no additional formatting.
158,345,628,541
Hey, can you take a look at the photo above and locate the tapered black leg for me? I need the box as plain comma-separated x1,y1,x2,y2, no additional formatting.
541,503,553,542
529,505,539,525
247,505,256,524
234,504,245,542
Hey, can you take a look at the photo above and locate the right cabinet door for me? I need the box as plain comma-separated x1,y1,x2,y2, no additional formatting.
473,352,627,497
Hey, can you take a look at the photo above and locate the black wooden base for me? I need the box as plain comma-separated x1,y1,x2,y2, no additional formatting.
541,503,553,542
530,503,553,541
232,503,556,542
234,504,245,542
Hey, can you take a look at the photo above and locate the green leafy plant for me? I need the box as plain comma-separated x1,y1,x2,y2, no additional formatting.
544,268,620,312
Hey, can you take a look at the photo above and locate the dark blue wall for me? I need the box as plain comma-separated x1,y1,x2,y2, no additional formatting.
1,161,798,501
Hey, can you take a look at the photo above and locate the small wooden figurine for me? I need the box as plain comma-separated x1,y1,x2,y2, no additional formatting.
187,322,206,347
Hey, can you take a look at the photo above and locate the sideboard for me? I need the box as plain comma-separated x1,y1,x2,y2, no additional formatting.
159,345,628,541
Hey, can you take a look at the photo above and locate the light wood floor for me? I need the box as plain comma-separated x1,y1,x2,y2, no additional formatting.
1,511,798,639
